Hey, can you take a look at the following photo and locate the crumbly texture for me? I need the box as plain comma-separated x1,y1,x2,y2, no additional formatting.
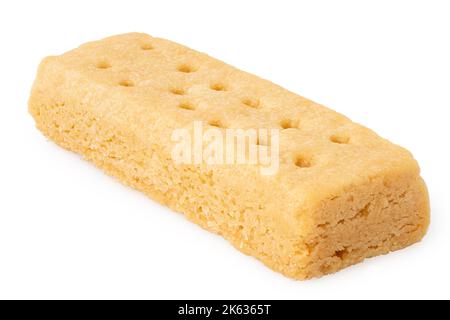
28,33,430,280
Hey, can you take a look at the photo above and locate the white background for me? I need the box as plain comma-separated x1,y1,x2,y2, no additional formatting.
0,0,449,300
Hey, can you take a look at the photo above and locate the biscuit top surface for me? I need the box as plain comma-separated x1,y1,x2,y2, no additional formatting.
45,33,418,205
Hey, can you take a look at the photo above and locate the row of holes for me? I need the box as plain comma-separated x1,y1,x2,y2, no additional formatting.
96,44,350,169
184,98,349,168
176,100,351,146
176,96,258,112
97,63,196,77
96,42,154,70
96,54,260,108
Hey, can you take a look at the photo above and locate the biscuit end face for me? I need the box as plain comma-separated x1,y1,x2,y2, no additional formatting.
277,172,430,280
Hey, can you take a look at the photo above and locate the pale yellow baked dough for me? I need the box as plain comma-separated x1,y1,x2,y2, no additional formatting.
29,33,430,279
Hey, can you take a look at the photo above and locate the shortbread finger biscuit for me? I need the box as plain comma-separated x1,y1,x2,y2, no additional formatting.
29,33,429,279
